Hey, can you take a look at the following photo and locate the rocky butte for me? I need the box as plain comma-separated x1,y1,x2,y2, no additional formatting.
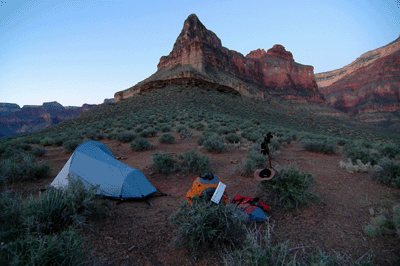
315,35,400,124
115,14,325,104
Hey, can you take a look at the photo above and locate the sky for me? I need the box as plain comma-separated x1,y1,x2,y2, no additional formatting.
0,0,399,107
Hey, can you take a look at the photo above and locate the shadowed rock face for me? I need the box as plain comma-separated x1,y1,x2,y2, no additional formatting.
116,14,325,104
0,102,95,134
315,35,400,118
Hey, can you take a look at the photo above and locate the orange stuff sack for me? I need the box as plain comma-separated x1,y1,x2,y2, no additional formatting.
186,174,228,205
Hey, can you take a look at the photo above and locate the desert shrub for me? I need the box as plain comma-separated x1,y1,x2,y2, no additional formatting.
301,139,337,155
241,147,267,176
170,197,247,251
179,128,193,139
377,143,400,159
115,131,137,143
0,190,24,242
40,137,54,147
217,127,230,135
158,133,175,144
223,224,296,266
257,166,318,211
24,178,109,235
374,159,400,188
225,133,241,143
139,128,158,138
192,122,206,131
130,138,153,151
365,204,400,237
202,136,227,153
242,128,262,143
134,126,144,133
159,124,172,132
151,152,178,175
343,142,379,165
178,149,210,175
0,153,50,182
0,230,89,266
63,139,82,153
30,146,47,157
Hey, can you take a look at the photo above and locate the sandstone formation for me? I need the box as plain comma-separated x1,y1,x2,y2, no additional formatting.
315,35,400,123
0,102,95,134
115,14,325,104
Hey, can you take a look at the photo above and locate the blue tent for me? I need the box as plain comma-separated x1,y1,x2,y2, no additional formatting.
51,141,157,199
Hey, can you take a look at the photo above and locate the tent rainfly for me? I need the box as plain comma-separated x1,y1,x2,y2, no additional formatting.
50,141,157,199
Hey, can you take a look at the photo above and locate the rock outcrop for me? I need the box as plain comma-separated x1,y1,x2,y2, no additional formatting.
315,35,400,123
0,102,95,134
115,14,325,104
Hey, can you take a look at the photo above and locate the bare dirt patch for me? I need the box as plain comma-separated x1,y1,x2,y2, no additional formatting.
11,135,400,265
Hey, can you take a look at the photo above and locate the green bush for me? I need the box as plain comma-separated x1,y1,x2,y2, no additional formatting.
115,131,137,143
223,225,296,266
0,230,89,266
377,143,400,159
0,190,24,242
257,166,318,211
40,137,53,147
301,139,337,155
242,147,267,176
179,128,193,139
30,146,47,157
63,139,82,154
158,133,175,144
343,143,379,165
203,136,227,153
151,152,178,175
139,128,158,138
130,138,153,151
365,204,400,238
374,159,400,188
0,153,50,182
159,124,172,132
170,197,247,251
192,122,206,131
225,133,241,143
178,149,210,175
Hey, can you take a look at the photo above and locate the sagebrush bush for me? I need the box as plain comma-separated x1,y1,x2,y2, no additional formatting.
1,230,89,266
241,147,267,176
257,166,318,211
179,128,193,139
0,190,24,242
202,136,227,153
301,139,337,155
343,142,379,165
40,137,53,147
158,133,175,144
30,146,47,157
377,143,400,159
63,139,82,153
178,149,210,175
159,124,171,132
130,137,153,151
115,131,137,143
0,153,50,182
151,152,178,175
365,204,400,237
225,133,241,143
139,128,158,138
374,159,400,188
170,197,247,251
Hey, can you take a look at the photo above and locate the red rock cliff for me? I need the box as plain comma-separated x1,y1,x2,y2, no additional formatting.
315,35,400,118
116,14,325,104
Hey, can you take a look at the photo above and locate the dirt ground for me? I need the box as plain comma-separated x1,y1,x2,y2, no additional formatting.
10,132,400,265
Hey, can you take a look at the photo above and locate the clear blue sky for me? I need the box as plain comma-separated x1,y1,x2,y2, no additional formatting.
1,0,399,107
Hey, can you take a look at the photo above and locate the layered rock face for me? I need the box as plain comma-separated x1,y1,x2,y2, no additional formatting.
315,36,400,121
0,102,95,134
116,14,325,103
